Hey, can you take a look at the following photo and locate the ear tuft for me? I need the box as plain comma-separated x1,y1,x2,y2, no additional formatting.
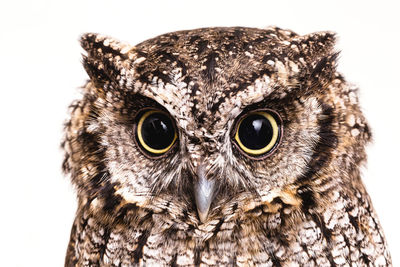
294,31,337,61
309,52,340,88
289,31,339,91
80,33,133,59
81,55,109,88
80,33,137,89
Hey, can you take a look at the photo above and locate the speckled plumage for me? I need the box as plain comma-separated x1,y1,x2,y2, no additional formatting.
63,27,391,266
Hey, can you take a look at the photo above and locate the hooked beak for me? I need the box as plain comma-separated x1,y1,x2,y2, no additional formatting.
194,163,216,223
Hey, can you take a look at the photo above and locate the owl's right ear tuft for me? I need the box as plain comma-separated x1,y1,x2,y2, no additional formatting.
81,54,110,88
80,33,134,60
295,31,337,61
80,33,137,89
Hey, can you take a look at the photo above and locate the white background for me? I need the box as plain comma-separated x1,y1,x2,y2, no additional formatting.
1,0,399,266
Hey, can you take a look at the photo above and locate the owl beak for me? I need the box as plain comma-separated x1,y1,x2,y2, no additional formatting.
194,164,216,223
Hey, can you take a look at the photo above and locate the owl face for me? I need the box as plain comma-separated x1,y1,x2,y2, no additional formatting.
69,27,340,226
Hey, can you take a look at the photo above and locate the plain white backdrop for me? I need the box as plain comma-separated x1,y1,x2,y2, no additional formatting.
1,0,399,266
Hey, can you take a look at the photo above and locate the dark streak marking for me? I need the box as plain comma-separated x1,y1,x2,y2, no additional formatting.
309,213,333,244
297,103,337,183
81,34,127,60
364,195,387,252
151,70,171,84
232,202,238,213
361,253,371,265
136,65,171,84
297,185,316,212
342,235,352,263
300,243,310,259
231,254,237,266
197,112,206,124
170,253,178,267
253,36,271,44
64,221,79,267
194,247,201,266
99,228,111,263
139,210,154,225
346,208,360,233
181,208,189,221
169,34,179,41
324,247,337,266
190,83,199,97
209,68,272,113
82,56,110,87
133,230,150,263
269,251,282,267
115,203,139,222
213,218,225,236
196,40,208,54
190,83,200,120
309,53,339,91
189,35,201,44
311,57,329,78
155,50,187,76
203,52,218,82
99,182,123,212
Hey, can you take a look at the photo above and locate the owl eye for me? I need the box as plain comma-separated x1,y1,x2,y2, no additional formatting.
136,110,177,155
234,111,281,157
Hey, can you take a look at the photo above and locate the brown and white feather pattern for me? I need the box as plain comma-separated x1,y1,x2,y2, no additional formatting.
62,27,391,266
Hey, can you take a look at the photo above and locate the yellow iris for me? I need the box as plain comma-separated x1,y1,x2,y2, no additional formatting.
234,111,279,156
137,110,177,154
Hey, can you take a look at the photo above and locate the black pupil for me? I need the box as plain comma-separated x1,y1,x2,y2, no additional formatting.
141,112,175,150
238,114,274,150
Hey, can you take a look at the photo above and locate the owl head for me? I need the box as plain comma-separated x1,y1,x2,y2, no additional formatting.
63,27,370,229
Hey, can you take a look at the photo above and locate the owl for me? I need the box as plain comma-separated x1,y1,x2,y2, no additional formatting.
62,27,392,266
